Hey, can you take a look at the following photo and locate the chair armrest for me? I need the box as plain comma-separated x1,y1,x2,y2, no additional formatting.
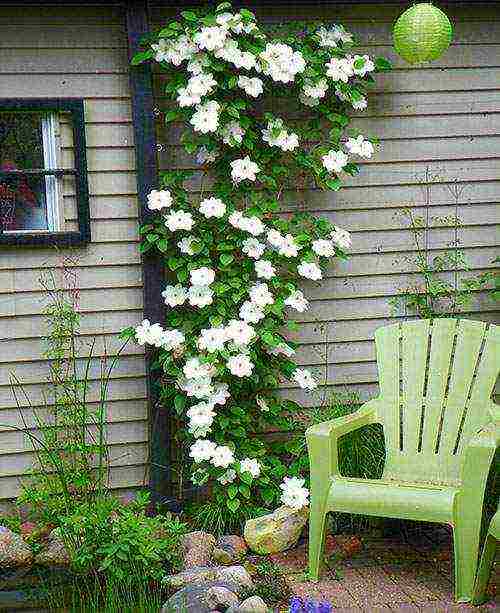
459,421,500,508
306,399,381,479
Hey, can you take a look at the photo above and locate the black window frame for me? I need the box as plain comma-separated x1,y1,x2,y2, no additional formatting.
0,98,90,247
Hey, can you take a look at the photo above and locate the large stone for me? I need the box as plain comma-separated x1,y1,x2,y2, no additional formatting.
163,565,253,596
161,581,239,613
0,526,32,568
181,531,216,569
244,505,308,554
227,596,269,612
34,528,70,567
213,535,247,565
204,585,239,610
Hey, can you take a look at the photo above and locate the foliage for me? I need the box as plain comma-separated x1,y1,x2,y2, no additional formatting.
390,206,498,319
7,260,126,525
246,559,292,606
58,492,186,582
186,497,266,536
124,1,390,523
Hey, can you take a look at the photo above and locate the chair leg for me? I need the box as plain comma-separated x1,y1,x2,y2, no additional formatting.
473,533,497,605
308,501,327,581
453,520,482,603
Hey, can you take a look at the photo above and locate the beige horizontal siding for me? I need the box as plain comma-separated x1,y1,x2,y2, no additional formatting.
153,2,499,410
0,4,147,499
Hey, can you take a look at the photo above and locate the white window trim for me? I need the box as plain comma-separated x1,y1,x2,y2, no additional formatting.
42,113,61,232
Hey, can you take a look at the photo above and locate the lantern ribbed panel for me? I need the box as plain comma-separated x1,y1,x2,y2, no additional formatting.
393,3,453,64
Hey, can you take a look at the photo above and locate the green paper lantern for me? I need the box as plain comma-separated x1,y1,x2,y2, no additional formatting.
393,3,453,64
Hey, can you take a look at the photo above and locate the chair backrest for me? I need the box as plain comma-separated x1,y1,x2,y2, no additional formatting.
375,319,499,486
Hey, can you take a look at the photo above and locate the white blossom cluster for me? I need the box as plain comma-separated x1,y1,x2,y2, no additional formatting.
136,6,384,511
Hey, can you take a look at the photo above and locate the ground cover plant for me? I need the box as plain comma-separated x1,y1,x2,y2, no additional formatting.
125,1,391,531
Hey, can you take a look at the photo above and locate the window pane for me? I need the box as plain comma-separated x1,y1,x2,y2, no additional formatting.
0,112,60,233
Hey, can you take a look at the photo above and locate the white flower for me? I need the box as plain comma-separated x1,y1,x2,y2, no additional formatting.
208,382,231,406
256,396,270,412
165,210,194,232
190,267,215,286
317,24,353,47
278,234,300,258
352,54,375,76
188,285,214,308
196,146,219,165
180,376,213,399
177,87,201,108
135,319,164,347
300,93,320,108
280,477,309,510
322,149,349,174
194,26,228,51
312,239,336,257
240,458,261,478
303,79,328,99
189,439,217,463
229,211,244,228
284,290,309,313
199,197,226,219
262,118,299,151
242,237,266,259
293,368,318,390
352,97,368,111
241,216,265,237
255,259,276,280
147,189,172,210
221,121,245,146
178,235,196,255
326,57,354,83
161,329,185,351
162,284,187,307
237,75,263,97
249,282,274,307
152,35,197,65
186,72,217,96
230,156,260,183
330,226,352,250
297,261,322,281
267,229,285,248
187,54,210,74
259,43,305,83
225,319,255,346
239,300,265,324
227,354,254,377
267,342,296,358
190,100,220,133
183,357,214,379
211,445,235,468
198,326,227,352
345,135,374,159
218,469,237,485
187,402,216,435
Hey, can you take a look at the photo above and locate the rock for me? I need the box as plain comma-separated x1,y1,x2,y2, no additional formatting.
213,535,247,565
162,581,239,613
34,528,70,567
0,526,32,568
19,522,37,539
163,565,253,596
244,505,308,555
227,596,269,612
204,585,239,610
181,530,216,569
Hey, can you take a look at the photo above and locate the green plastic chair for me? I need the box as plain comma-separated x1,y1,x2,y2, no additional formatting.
473,508,499,604
307,319,499,603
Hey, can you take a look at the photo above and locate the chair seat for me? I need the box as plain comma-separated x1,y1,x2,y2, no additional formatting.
326,477,459,524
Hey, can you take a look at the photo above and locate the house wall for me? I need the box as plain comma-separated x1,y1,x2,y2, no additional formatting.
152,1,499,409
0,5,148,501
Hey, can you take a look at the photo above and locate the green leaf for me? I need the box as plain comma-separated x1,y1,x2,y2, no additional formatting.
239,484,251,499
239,471,253,485
226,497,241,512
131,50,153,66
167,257,182,271
174,394,186,413
375,57,392,71
227,484,238,499
181,10,198,22
157,238,169,253
220,253,234,267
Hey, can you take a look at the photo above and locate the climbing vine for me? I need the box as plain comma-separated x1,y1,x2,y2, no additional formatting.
124,2,391,521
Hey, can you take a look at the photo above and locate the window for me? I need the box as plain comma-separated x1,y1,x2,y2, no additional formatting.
0,99,90,246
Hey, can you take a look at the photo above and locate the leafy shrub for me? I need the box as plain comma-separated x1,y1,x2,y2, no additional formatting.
247,559,291,606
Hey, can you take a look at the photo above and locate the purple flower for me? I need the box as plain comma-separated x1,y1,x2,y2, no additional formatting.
304,600,318,613
289,596,303,612
318,602,333,613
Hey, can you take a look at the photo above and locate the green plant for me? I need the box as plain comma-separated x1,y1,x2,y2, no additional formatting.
390,174,497,319
246,559,292,606
5,258,127,525
58,491,186,582
186,497,266,536
124,1,391,527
